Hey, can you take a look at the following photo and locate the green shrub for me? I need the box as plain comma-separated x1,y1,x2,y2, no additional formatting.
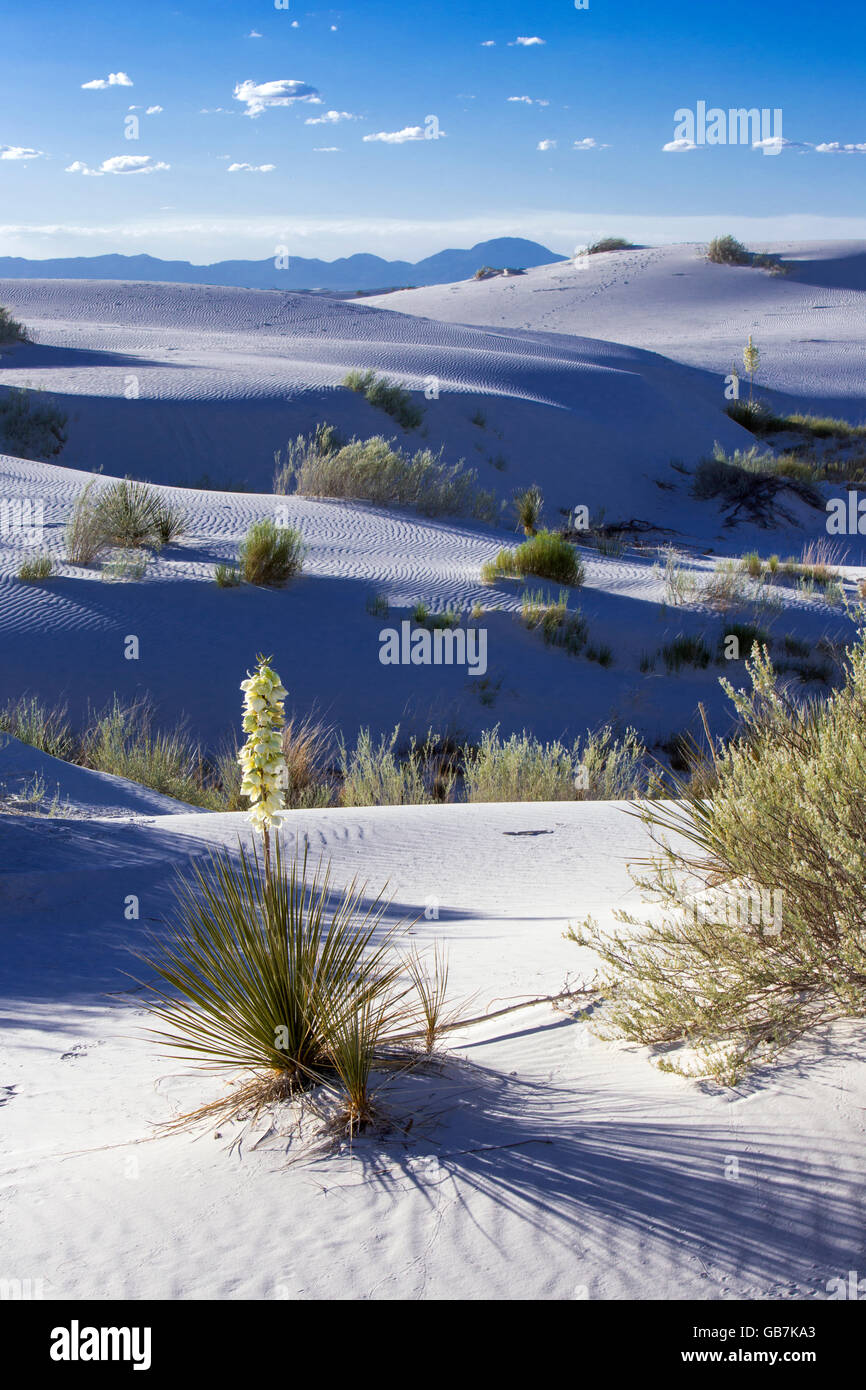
461,725,648,802
411,601,460,630
0,388,67,460
482,530,584,587
521,587,587,654
570,632,866,1082
0,305,27,344
587,237,634,254
0,695,75,760
342,369,423,430
277,429,497,522
153,497,186,546
81,698,221,806
93,480,162,548
214,563,242,588
706,235,751,266
338,727,454,806
17,552,53,582
238,518,305,587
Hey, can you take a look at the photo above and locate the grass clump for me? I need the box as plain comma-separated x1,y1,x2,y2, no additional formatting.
411,601,460,630
17,552,54,582
339,727,455,807
64,481,105,565
570,629,866,1082
482,530,584,587
0,695,75,760
661,633,712,673
0,388,67,460
214,563,242,588
521,587,588,655
238,519,305,587
692,445,821,523
276,429,497,522
342,369,423,430
92,479,187,551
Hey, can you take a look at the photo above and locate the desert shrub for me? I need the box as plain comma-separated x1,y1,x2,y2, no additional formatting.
153,497,185,546
278,430,497,522
93,480,162,548
338,727,454,806
0,305,27,344
342,369,423,430
706,235,751,266
281,714,336,808
238,519,305,587
482,531,584,587
411,601,460,630
64,481,105,565
17,552,53,581
0,388,67,460
214,563,242,588
692,447,821,521
587,237,634,254
661,633,711,672
462,725,648,802
656,546,698,606
570,631,866,1082
703,559,748,611
81,698,222,806
0,695,75,760
513,484,543,535
101,550,149,582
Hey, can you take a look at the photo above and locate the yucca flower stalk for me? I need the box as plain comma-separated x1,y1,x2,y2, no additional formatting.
238,655,289,878
743,335,760,405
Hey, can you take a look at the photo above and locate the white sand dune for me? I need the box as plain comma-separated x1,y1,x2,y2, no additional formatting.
366,241,866,415
2,801,864,1300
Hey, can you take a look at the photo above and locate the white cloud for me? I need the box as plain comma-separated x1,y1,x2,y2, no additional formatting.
662,138,698,152
304,110,357,125
291,20,299,27
330,25,338,31
248,30,262,38
573,137,598,150
233,78,320,117
509,95,549,106
508,96,532,104
66,154,170,176
145,105,163,115
81,71,133,90
481,40,495,46
537,139,556,151
0,145,44,161
815,141,866,153
314,146,340,153
512,36,545,46
200,108,234,115
363,126,438,144
227,162,276,173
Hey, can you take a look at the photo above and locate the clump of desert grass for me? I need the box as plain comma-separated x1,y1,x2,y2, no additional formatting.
570,624,866,1082
63,478,187,564
338,727,456,806
238,518,305,587
520,587,588,655
482,530,584,587
17,551,54,582
461,725,650,802
275,425,497,522
586,237,635,254
342,368,424,430
214,562,242,588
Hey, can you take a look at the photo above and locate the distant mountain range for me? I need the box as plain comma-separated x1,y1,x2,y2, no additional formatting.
0,238,563,293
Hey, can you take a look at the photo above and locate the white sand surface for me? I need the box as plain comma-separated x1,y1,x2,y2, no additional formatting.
2,800,864,1301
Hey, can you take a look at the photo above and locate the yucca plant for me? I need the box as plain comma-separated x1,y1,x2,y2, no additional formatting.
93,479,163,548
152,496,186,547
404,942,452,1054
140,842,406,1094
514,484,543,536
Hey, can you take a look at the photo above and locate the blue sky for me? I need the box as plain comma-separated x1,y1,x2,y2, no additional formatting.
2,0,865,262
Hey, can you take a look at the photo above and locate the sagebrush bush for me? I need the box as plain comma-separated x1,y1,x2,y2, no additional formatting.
238,518,305,587
277,429,497,522
339,727,455,806
342,369,423,429
462,725,649,802
0,305,27,344
706,235,751,266
571,630,866,1082
482,530,584,587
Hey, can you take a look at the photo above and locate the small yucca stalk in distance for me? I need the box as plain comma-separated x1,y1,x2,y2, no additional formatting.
238,656,289,877
743,335,760,405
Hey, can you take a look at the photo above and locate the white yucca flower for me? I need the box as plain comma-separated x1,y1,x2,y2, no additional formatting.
238,656,288,836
